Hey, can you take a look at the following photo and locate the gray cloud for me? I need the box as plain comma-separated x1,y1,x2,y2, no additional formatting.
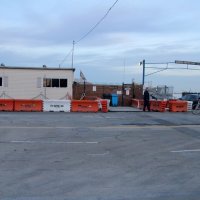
1,0,200,93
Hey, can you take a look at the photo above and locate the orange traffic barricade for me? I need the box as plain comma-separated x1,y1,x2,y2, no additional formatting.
71,100,99,112
167,99,177,109
138,99,144,110
14,99,43,112
0,99,14,111
168,100,187,112
100,100,109,113
132,99,145,110
131,99,140,108
150,100,167,112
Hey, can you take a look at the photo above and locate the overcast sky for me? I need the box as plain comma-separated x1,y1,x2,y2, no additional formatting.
1,0,200,94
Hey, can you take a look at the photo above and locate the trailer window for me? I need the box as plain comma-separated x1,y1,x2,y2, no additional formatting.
60,79,67,88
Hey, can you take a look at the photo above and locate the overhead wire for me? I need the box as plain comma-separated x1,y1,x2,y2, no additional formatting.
76,0,119,44
59,48,73,68
59,0,119,67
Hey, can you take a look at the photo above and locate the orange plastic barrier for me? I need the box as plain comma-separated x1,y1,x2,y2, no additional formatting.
138,100,144,110
100,100,108,113
131,99,144,109
0,99,14,111
71,100,99,112
131,99,140,108
14,99,43,112
150,100,167,112
168,100,187,112
132,99,144,109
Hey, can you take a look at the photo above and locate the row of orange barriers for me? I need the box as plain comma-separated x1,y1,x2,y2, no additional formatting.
132,99,188,112
0,99,43,112
0,99,109,112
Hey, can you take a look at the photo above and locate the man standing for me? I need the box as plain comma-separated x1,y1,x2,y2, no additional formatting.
143,87,150,111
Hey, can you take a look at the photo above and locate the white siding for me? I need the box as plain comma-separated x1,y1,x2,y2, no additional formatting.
0,68,74,99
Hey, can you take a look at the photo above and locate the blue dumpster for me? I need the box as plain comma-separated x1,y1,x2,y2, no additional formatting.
111,94,118,106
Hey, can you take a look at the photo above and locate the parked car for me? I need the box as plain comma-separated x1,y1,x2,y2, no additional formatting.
180,94,200,109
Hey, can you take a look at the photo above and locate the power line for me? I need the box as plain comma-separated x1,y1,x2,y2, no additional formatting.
59,48,73,68
76,0,119,44
59,0,119,67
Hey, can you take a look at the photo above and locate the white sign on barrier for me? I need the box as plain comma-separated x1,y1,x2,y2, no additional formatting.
107,99,110,110
43,100,71,112
187,101,193,111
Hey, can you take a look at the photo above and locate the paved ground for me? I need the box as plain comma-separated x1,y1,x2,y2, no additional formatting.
109,106,142,112
0,111,200,200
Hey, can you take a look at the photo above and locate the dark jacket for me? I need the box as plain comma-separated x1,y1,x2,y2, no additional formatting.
144,90,150,101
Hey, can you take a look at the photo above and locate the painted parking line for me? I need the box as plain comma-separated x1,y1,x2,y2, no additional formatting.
87,151,110,156
171,149,200,153
2,140,99,144
94,124,200,129
0,124,200,129
0,126,75,129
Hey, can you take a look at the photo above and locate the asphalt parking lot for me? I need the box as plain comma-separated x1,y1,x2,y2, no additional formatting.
0,111,200,200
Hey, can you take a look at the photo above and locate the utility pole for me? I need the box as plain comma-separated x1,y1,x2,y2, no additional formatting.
121,82,124,106
84,80,86,95
72,40,75,68
142,59,145,87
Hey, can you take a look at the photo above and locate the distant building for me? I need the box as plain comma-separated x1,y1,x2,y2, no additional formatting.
73,81,143,106
0,66,75,99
